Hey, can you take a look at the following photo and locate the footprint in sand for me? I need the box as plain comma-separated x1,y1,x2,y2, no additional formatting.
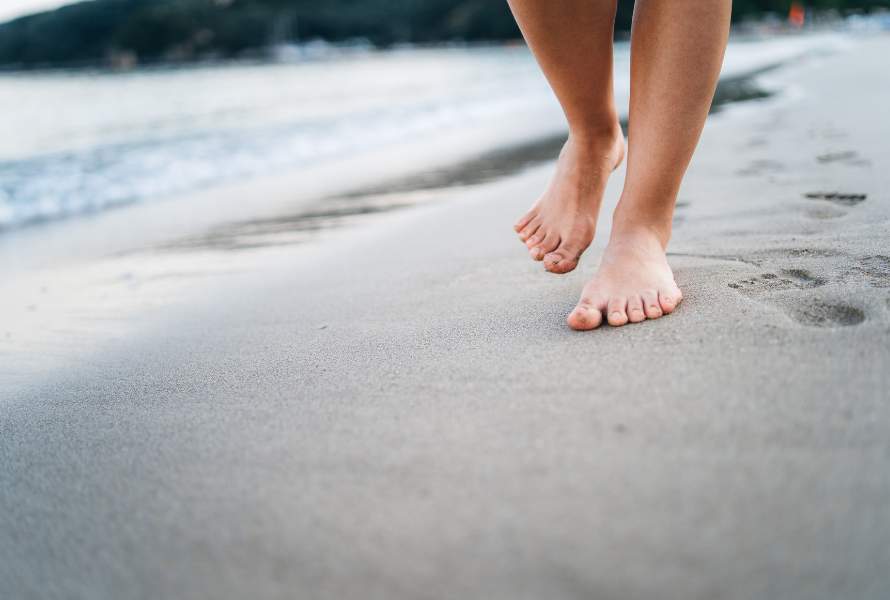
802,191,867,220
728,268,826,292
816,150,871,167
729,267,864,328
803,191,867,206
788,300,866,328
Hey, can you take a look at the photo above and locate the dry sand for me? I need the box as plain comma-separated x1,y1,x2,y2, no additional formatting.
2,36,890,600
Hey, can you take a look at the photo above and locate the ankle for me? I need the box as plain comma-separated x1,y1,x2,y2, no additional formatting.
568,120,624,155
610,212,673,249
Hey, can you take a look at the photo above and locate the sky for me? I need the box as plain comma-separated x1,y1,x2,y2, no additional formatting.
0,0,76,23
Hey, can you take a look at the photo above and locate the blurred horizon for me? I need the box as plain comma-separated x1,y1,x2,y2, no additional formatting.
1,0,889,71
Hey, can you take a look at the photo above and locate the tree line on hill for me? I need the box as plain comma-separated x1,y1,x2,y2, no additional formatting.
0,0,887,69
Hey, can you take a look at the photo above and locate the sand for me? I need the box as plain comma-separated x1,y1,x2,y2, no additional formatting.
2,36,890,600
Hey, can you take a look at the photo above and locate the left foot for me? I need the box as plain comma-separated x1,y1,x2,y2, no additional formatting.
567,225,682,330
513,127,625,274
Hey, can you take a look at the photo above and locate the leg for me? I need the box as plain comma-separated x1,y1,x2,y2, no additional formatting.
569,0,731,330
508,0,625,274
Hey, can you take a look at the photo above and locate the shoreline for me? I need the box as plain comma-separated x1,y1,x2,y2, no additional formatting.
0,32,845,235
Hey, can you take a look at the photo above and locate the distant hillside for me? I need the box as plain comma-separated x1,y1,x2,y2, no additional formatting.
0,0,888,69
0,0,526,68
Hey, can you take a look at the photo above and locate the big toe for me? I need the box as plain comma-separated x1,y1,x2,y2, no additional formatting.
543,246,582,274
568,301,603,331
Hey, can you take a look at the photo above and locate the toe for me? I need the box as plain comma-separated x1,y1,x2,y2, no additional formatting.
542,250,563,269
626,294,645,323
525,231,545,249
659,288,682,314
529,245,545,261
543,244,583,274
529,232,560,261
518,219,541,242
567,298,604,331
543,255,579,275
607,297,629,327
538,231,561,255
514,209,537,233
641,289,663,319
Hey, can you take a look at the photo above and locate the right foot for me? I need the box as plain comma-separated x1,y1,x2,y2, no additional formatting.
513,127,625,274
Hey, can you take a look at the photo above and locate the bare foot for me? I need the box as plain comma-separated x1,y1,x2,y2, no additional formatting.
567,225,682,330
513,127,625,274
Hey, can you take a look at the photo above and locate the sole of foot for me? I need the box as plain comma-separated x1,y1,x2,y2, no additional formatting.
514,127,625,275
567,226,682,330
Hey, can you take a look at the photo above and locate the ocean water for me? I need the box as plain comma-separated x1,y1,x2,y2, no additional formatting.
0,34,845,231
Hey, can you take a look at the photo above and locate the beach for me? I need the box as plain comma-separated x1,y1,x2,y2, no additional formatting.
2,33,890,599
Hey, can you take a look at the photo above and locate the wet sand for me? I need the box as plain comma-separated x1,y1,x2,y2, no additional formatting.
3,36,890,600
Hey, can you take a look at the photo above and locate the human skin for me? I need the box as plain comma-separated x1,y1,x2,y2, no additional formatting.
507,0,732,329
